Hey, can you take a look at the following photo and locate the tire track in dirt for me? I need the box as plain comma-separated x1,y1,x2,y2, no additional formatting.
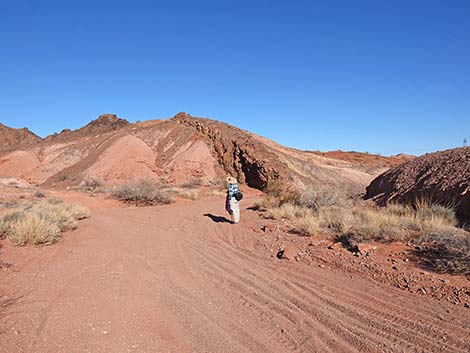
194,216,470,333
175,205,470,352
180,237,436,353
186,236,470,352
1,196,469,353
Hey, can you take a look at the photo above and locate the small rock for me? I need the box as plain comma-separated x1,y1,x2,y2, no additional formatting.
328,242,343,251
357,243,377,255
279,244,300,260
464,303,470,309
392,266,398,271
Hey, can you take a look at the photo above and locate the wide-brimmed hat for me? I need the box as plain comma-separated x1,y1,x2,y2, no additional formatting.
226,176,238,184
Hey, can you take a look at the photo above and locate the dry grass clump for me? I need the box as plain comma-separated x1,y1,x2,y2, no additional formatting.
63,203,91,220
268,203,312,220
318,206,355,233
327,201,460,245
415,198,457,227
264,186,470,274
182,178,203,189
83,177,105,193
252,196,281,211
207,189,227,197
171,188,200,200
9,214,61,246
0,211,22,239
265,180,300,206
297,186,352,211
210,178,229,191
0,198,90,246
111,179,173,206
296,215,320,236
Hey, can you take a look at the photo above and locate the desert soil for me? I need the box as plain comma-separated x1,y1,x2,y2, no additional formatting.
1,193,470,353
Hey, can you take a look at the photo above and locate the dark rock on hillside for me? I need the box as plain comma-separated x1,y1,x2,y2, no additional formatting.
172,112,287,189
366,147,470,222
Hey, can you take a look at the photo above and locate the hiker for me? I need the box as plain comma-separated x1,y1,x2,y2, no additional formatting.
225,176,243,224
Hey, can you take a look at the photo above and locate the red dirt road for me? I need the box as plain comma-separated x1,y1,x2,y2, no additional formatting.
1,195,470,353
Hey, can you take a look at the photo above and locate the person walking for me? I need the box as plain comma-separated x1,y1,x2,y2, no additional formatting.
225,176,242,224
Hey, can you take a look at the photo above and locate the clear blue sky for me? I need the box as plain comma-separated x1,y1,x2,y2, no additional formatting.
1,0,469,156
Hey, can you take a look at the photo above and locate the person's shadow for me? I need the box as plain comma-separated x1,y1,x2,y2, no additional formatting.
204,213,231,223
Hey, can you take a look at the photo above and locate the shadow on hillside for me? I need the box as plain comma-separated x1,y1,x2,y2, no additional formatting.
411,245,470,276
204,214,231,223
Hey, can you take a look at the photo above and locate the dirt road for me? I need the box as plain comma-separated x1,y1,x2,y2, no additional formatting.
1,195,470,353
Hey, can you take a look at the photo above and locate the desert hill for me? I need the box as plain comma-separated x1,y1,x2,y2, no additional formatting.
0,113,406,192
366,147,470,222
0,123,41,151
310,150,414,171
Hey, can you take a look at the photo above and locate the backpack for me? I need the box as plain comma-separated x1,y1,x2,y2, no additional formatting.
234,191,243,201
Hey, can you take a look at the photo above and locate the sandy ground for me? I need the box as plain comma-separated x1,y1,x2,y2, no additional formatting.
1,194,470,353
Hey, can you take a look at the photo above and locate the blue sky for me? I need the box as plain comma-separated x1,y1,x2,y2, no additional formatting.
1,0,469,156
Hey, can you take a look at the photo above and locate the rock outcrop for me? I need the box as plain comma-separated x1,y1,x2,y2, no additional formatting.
0,123,41,151
366,147,470,222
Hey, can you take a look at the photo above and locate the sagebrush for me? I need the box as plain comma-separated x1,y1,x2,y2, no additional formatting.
111,179,172,206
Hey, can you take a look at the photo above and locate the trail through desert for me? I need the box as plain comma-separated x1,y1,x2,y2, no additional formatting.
1,194,469,353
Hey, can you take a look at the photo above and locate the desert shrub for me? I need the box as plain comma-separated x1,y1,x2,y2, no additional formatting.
42,197,64,206
111,179,172,206
34,190,46,198
318,206,354,233
385,202,413,217
414,227,470,275
210,178,228,191
415,199,457,227
265,180,300,205
296,215,320,236
29,199,90,232
325,201,462,246
252,196,282,211
268,204,306,220
9,213,61,245
170,188,200,200
182,178,202,189
32,202,77,231
111,184,133,200
65,203,91,220
83,177,105,193
207,189,227,197
0,211,22,239
297,186,350,211
184,189,200,200
0,198,90,245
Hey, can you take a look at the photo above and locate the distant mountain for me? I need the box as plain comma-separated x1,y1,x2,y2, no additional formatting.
0,112,408,194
